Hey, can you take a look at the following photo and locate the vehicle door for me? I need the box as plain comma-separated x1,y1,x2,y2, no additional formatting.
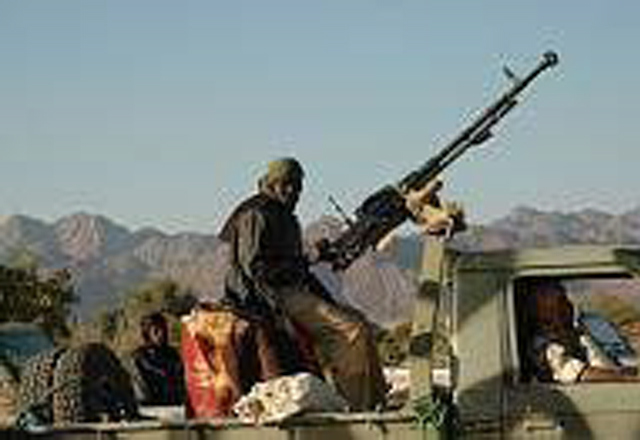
504,275,640,440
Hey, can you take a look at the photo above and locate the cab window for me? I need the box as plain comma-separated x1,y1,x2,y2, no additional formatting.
514,277,640,384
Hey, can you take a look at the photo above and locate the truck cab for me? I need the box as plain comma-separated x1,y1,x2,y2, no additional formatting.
422,242,640,439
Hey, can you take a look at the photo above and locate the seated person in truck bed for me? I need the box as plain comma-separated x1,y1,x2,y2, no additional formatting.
130,312,185,405
526,279,638,384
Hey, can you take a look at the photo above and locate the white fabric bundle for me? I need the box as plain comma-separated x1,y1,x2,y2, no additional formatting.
233,372,348,424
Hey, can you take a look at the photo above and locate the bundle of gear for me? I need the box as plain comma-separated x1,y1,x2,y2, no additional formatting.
17,343,138,428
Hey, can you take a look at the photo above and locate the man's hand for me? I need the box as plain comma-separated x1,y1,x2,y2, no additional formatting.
404,179,466,237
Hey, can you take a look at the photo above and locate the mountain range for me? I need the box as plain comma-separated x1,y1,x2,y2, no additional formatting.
2,206,640,325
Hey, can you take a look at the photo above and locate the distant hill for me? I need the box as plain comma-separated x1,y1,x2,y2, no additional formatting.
452,206,640,251
2,206,640,325
0,213,226,318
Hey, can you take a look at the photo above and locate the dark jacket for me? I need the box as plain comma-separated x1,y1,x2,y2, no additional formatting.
219,192,330,374
219,192,309,318
130,345,185,405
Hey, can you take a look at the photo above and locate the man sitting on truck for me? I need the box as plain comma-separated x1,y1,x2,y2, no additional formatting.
219,157,387,410
527,279,638,384
218,157,462,411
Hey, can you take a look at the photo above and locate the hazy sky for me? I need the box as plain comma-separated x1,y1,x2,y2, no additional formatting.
1,1,638,233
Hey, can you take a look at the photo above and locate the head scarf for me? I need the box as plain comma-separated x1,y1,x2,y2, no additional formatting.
260,157,304,188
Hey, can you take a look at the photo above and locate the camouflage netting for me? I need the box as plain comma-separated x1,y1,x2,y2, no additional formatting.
18,348,65,425
18,343,138,425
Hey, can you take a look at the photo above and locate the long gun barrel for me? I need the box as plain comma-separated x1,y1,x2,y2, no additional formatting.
322,51,559,270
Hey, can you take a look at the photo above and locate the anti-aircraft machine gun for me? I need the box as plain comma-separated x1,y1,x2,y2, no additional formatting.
320,51,559,270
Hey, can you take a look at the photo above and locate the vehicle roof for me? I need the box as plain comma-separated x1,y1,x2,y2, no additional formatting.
454,245,640,278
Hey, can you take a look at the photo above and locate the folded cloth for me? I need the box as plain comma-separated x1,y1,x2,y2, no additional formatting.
233,372,348,424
